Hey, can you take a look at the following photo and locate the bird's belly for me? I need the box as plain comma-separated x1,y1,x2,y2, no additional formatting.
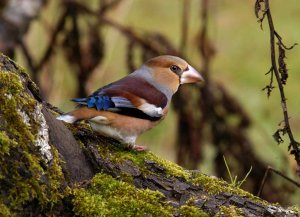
88,113,161,144
89,122,137,144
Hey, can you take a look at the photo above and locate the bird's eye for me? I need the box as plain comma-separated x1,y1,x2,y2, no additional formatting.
170,65,181,74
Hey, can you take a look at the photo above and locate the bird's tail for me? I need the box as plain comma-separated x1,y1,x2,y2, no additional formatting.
56,113,77,123
71,97,88,105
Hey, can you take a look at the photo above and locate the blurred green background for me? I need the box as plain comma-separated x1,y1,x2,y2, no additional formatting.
11,0,300,204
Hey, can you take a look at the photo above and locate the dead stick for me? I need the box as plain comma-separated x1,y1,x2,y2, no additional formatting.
264,0,300,167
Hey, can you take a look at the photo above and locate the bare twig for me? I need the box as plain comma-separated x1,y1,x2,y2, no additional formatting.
257,166,300,197
70,2,178,56
180,0,190,54
18,39,38,83
199,0,209,76
261,66,275,97
35,8,68,72
274,31,298,50
255,0,300,173
99,0,122,14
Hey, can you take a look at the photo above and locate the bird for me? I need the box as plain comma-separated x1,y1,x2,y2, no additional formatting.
57,55,204,151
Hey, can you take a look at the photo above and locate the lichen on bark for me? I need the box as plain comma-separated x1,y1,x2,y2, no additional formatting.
0,58,65,215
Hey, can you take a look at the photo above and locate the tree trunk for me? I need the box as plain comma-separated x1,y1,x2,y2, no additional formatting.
0,53,298,216
0,0,46,56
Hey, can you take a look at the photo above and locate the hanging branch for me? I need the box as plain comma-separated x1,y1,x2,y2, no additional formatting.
199,0,213,80
255,0,300,174
179,0,190,54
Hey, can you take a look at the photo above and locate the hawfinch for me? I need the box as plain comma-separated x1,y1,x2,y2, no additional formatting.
57,55,204,151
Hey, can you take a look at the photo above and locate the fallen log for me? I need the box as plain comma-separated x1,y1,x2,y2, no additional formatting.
0,53,299,216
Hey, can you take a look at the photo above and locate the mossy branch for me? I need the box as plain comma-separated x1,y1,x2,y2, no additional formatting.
0,53,298,216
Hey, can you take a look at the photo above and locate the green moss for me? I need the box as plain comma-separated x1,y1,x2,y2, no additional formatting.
190,174,228,195
179,198,209,217
119,171,134,183
190,173,266,205
0,131,16,156
0,202,11,217
93,138,190,179
146,152,190,178
288,205,300,214
73,173,174,217
218,205,243,217
0,68,65,214
180,205,209,217
45,146,65,203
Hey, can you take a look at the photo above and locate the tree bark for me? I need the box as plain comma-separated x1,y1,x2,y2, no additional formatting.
0,53,298,216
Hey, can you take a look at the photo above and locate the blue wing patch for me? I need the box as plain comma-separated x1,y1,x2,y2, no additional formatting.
72,96,114,110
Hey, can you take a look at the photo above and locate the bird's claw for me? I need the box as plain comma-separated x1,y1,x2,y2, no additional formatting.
131,144,148,152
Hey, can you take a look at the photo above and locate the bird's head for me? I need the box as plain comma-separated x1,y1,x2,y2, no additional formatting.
143,55,204,93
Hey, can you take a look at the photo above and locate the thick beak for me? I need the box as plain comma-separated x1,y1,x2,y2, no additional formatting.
180,65,204,84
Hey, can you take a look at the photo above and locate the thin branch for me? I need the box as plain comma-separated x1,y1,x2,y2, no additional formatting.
199,0,215,82
180,0,190,54
257,166,300,197
257,0,300,172
18,39,38,83
70,2,178,55
262,66,275,97
257,167,269,197
274,31,298,50
99,0,122,14
35,8,69,71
